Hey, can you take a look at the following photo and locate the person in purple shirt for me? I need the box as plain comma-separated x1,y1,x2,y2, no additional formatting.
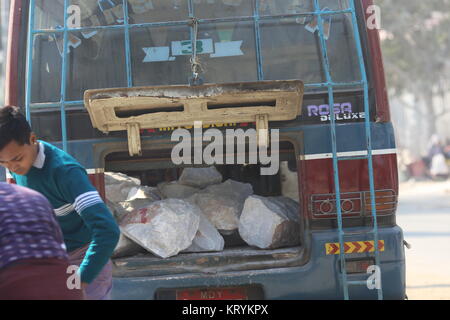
0,182,83,300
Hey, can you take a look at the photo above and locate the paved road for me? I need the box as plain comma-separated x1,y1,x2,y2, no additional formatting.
397,180,450,300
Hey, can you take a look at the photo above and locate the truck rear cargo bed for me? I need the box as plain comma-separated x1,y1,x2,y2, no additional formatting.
113,245,304,278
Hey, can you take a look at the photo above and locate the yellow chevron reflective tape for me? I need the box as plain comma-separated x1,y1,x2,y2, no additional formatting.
325,243,340,255
325,240,385,255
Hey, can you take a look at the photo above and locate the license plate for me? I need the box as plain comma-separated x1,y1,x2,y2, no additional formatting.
176,287,248,300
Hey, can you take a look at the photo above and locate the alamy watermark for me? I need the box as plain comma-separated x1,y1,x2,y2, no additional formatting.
66,265,81,290
66,264,382,291
170,121,280,175
66,3,382,30
366,5,382,30
67,5,82,29
67,3,382,30
366,265,382,290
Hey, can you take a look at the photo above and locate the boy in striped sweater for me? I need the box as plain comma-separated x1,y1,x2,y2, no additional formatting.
0,106,120,300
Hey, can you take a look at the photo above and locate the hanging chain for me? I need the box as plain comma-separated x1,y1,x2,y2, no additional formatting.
189,16,203,85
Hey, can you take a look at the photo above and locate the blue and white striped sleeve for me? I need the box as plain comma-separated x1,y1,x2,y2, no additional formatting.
74,191,104,214
55,165,120,284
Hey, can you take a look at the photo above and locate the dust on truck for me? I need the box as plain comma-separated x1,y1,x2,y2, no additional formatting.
3,0,405,299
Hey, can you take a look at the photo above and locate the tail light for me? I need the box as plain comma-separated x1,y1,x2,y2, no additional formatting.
311,189,397,219
343,258,375,274
363,190,397,214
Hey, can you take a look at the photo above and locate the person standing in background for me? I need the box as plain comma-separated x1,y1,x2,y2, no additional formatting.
427,134,449,180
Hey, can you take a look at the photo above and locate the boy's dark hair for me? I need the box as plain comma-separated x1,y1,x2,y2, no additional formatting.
0,106,32,151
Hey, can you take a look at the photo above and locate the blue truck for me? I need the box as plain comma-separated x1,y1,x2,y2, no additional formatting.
4,0,405,299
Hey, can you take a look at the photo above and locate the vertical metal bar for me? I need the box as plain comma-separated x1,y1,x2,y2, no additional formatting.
349,0,383,300
253,0,264,80
313,0,349,300
123,0,133,87
188,0,194,21
25,0,36,123
188,0,197,84
188,0,194,62
59,0,69,151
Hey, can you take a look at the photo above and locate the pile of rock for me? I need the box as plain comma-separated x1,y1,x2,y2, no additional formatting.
105,166,301,259
238,196,301,249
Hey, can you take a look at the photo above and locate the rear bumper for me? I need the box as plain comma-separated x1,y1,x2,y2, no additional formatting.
111,226,405,300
